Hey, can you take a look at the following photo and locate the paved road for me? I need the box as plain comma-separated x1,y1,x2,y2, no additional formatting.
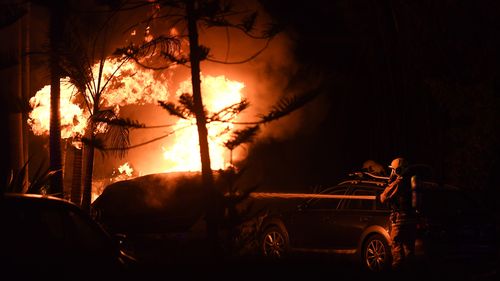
119,234,497,281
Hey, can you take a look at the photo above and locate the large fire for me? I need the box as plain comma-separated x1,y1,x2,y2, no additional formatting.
28,58,245,178
28,80,89,139
162,75,244,172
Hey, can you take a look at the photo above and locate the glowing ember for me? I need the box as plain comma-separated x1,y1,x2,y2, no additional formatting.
118,162,134,177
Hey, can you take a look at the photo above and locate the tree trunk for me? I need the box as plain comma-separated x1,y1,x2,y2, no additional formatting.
81,127,95,213
49,3,64,197
186,0,220,253
21,2,30,190
70,145,83,205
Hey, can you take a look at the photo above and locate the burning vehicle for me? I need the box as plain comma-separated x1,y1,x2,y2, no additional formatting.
91,172,208,235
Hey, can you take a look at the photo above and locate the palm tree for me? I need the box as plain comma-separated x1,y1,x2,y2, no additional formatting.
48,4,144,211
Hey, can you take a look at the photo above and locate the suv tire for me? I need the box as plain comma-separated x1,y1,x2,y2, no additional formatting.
362,234,392,272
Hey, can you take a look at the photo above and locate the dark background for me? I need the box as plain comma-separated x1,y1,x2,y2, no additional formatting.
239,0,499,210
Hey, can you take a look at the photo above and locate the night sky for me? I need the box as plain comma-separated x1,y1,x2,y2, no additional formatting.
242,0,499,206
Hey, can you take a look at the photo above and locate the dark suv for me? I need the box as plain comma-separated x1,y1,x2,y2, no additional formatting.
258,172,496,272
0,193,136,277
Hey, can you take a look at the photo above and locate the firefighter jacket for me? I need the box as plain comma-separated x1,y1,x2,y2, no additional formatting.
380,175,417,226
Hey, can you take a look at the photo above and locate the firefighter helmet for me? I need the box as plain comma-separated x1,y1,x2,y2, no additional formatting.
388,157,408,175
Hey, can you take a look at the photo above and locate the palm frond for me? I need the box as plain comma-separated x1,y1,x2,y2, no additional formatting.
91,110,132,158
58,23,93,94
93,116,145,129
81,136,106,151
4,157,55,195
29,169,60,195
114,35,181,65
6,161,29,193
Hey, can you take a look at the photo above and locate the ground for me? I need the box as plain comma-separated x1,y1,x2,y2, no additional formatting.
117,234,497,281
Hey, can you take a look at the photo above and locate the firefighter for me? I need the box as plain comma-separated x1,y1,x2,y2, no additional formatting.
379,157,418,271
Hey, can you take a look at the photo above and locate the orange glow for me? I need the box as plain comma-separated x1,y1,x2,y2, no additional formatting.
99,58,171,107
28,58,245,177
28,80,88,139
161,75,244,172
28,58,171,139
118,162,134,177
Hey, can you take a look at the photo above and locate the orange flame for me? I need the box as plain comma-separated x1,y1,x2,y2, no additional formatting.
161,75,244,172
28,80,88,139
28,59,171,138
118,162,134,177
28,58,245,176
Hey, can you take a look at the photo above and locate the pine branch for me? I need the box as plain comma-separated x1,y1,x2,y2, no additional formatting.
114,35,182,68
84,124,191,152
178,93,196,114
260,89,320,123
239,11,257,33
209,99,249,122
158,100,191,119
206,39,271,64
224,125,260,150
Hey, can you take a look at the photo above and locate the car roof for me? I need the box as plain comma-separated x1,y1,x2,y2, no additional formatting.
1,193,81,210
336,171,388,189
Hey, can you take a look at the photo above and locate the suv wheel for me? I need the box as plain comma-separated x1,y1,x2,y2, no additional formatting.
261,226,289,259
363,234,391,272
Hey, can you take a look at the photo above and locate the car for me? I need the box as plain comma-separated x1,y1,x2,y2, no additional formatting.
257,172,496,272
0,193,137,278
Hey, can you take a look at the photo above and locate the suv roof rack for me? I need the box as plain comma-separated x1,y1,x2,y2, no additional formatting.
348,171,389,181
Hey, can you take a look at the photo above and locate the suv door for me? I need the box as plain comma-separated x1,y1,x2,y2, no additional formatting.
286,187,347,249
331,187,388,250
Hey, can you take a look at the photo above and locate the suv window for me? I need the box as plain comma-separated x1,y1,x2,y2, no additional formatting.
344,189,376,210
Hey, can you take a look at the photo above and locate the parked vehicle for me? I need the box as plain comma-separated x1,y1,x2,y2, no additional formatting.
0,193,136,277
258,172,496,272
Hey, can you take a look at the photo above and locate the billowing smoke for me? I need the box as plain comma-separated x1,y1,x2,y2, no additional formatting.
95,2,329,180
